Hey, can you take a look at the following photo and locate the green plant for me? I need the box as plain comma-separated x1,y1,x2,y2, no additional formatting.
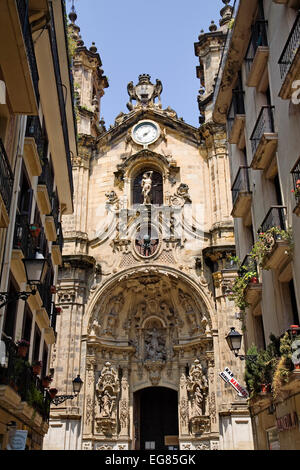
245,336,280,399
272,332,294,399
250,227,293,269
228,268,258,312
27,384,44,410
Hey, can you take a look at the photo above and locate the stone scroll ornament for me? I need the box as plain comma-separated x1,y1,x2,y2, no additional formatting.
95,362,120,435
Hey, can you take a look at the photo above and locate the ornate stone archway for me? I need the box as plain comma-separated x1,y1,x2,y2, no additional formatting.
82,267,218,450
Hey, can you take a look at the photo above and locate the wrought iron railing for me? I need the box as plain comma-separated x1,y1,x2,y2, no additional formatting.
48,3,74,197
26,116,44,162
0,139,14,215
231,166,251,207
245,19,268,76
238,254,258,276
38,159,54,201
250,106,275,156
259,206,287,233
291,158,300,202
16,0,40,103
227,89,245,138
278,11,300,80
50,192,60,230
37,268,53,319
0,334,50,421
53,222,64,253
13,214,35,257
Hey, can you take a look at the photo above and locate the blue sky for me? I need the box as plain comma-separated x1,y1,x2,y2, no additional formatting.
70,0,224,128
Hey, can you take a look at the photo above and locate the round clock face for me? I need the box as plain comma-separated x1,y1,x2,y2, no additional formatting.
132,120,160,145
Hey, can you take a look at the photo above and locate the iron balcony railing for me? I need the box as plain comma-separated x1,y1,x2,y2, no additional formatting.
245,19,268,76
0,139,14,215
291,158,300,202
48,3,74,197
16,0,40,103
26,116,44,162
38,281,53,319
51,192,60,230
53,222,64,253
0,334,50,422
13,214,35,257
238,254,258,277
278,11,300,81
39,158,54,202
227,89,245,138
250,106,275,156
231,166,251,207
259,206,287,234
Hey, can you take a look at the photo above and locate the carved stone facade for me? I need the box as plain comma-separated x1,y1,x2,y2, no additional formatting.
43,6,254,451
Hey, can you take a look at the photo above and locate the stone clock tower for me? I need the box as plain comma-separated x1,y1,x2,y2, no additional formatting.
43,5,254,451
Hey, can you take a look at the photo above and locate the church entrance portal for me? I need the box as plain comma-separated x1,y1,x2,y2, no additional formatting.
134,387,179,450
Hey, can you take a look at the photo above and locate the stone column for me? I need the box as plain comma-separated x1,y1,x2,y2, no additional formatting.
178,369,189,437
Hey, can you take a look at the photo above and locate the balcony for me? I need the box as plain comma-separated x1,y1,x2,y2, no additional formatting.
259,206,291,271
231,167,252,226
0,139,14,228
291,158,300,216
250,106,278,176
36,159,54,215
24,116,43,179
279,11,300,100
52,222,63,266
239,255,262,307
0,0,39,114
227,90,246,148
245,20,269,90
45,192,60,242
11,214,35,284
0,335,50,426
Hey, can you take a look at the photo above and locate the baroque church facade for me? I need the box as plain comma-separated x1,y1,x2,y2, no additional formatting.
44,5,254,451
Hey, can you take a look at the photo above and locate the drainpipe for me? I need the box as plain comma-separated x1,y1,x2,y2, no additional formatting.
0,115,27,338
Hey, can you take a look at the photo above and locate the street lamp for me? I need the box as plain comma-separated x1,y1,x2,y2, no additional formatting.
0,251,49,309
51,375,83,406
225,327,257,362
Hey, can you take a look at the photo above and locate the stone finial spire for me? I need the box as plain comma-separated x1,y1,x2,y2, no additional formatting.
219,0,233,27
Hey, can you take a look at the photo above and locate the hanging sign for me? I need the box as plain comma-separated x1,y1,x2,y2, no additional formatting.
219,367,249,398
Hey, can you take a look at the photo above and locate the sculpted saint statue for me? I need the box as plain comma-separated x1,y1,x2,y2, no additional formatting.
141,171,153,205
100,390,115,418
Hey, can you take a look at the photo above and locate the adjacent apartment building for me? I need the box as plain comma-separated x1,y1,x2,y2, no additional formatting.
213,0,300,450
0,0,76,449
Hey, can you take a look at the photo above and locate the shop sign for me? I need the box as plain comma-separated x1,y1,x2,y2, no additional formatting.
276,412,298,432
219,367,249,398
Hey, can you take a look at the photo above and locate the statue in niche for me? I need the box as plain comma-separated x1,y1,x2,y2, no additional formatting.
144,327,166,361
194,385,205,416
141,171,153,205
99,389,115,418
105,294,123,335
178,290,198,332
187,359,209,418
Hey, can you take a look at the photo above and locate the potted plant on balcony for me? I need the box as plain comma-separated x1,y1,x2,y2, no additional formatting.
29,224,41,238
50,285,56,294
16,339,30,358
32,361,42,376
250,227,293,269
48,388,58,400
291,179,300,199
42,375,53,388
